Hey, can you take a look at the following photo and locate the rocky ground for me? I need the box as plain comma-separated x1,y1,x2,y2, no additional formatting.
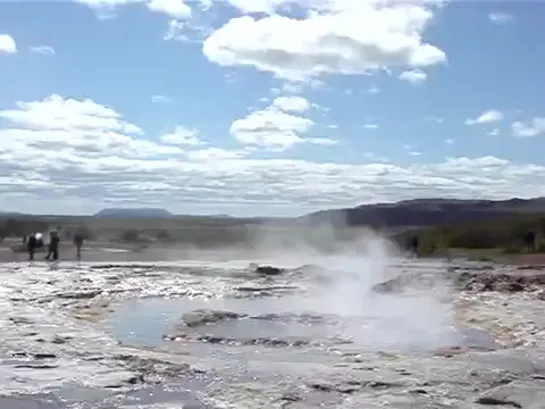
1,252,545,408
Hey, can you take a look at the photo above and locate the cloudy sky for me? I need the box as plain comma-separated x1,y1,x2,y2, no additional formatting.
0,0,544,216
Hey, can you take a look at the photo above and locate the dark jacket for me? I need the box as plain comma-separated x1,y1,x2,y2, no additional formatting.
74,234,83,247
27,235,37,250
49,234,60,250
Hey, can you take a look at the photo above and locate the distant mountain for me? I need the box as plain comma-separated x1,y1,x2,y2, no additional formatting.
0,211,26,218
93,208,173,219
6,197,545,227
302,197,545,228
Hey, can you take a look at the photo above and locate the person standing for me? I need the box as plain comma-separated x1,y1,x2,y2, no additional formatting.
73,233,84,260
45,230,60,261
524,231,536,252
407,235,419,257
27,233,37,261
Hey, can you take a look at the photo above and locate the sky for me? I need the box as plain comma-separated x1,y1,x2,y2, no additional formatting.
0,0,544,216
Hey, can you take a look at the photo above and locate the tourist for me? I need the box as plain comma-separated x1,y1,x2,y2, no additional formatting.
525,231,536,252
73,233,84,260
408,235,419,257
45,230,60,261
27,233,37,261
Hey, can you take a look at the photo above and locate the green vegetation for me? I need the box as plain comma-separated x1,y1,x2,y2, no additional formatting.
0,216,254,248
0,218,50,238
3,212,545,258
0,217,96,241
0,214,373,250
394,213,545,257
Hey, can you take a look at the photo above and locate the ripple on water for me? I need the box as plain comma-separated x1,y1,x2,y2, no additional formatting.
106,294,500,353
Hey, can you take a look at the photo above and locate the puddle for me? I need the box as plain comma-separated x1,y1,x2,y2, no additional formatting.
106,297,299,347
106,296,500,352
457,326,499,350
106,298,189,347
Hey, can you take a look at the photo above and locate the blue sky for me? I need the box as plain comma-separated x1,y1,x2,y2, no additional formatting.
0,0,544,216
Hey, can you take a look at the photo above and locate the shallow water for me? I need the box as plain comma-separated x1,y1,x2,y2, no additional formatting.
106,290,499,353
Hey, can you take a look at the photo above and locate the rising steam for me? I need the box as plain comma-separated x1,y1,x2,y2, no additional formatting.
229,217,460,351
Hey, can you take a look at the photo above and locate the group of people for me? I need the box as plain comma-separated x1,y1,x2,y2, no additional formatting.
24,231,84,261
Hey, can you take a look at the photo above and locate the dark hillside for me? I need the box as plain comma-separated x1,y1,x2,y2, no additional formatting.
303,198,545,228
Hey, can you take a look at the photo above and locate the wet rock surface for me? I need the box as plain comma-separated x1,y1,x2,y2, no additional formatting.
178,309,247,327
2,258,545,408
372,264,545,295
454,270,545,293
253,265,285,275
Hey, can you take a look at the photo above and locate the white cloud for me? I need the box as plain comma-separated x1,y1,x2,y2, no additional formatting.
0,94,143,135
203,1,446,82
306,137,339,146
272,96,310,113
230,105,313,150
217,0,285,14
488,128,499,136
74,0,139,5
2,98,545,215
512,118,545,138
0,95,183,163
198,0,213,10
425,116,444,123
160,126,203,145
229,96,327,150
280,80,324,94
163,18,212,42
224,72,237,84
280,82,303,94
73,0,143,18
74,0,193,19
404,144,421,156
445,138,454,144
399,69,427,84
0,34,17,54
465,110,503,125
489,12,514,24
151,95,173,103
147,0,191,18
3,3,543,215
30,45,55,55
187,147,248,161
270,81,323,96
